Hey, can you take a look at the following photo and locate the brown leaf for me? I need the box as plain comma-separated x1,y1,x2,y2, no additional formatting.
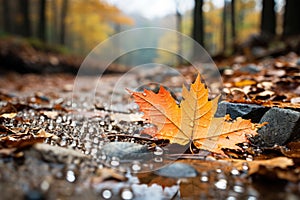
0,128,54,148
231,157,294,175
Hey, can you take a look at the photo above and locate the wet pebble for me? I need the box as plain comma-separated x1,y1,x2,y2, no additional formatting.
155,162,198,178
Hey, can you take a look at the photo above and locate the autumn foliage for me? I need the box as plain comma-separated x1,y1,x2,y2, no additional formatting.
129,74,263,154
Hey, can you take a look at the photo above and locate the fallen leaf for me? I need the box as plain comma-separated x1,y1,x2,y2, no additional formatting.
0,128,54,148
231,157,294,175
0,113,17,119
91,168,127,184
129,74,261,154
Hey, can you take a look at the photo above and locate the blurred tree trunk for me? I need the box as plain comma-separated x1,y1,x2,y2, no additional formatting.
60,0,69,45
192,0,204,59
222,0,228,53
18,0,31,37
175,0,183,65
283,0,300,36
261,0,276,35
38,0,47,41
2,0,12,33
231,0,236,52
51,0,59,43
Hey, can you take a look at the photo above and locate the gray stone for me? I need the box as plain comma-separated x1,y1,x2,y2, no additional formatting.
216,101,269,122
101,142,149,161
258,108,300,146
155,162,198,178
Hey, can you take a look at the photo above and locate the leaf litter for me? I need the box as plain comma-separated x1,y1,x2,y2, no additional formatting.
0,58,299,199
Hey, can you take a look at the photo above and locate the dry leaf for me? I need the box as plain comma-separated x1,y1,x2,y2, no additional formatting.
129,74,261,154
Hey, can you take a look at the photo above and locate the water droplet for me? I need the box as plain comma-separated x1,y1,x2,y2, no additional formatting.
242,162,249,172
142,93,147,96
154,156,163,163
99,152,107,160
56,117,62,124
110,157,120,167
247,196,258,200
66,170,76,183
154,146,163,156
254,148,262,154
101,189,113,199
246,155,253,161
40,180,50,191
131,161,142,172
226,196,237,200
120,188,134,200
200,172,209,182
215,179,227,190
233,183,244,193
242,142,249,150
230,168,240,176
216,168,222,173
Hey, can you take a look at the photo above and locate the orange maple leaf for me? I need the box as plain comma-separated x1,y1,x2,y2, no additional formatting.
128,74,261,154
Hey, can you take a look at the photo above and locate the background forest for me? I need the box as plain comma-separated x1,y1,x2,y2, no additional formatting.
0,0,300,68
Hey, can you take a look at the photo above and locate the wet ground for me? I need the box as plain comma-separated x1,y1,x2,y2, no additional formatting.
0,66,299,200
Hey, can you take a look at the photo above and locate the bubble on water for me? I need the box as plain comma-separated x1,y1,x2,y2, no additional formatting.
215,179,227,190
110,157,120,167
66,170,76,183
101,189,113,199
131,161,142,172
120,188,134,200
154,146,164,156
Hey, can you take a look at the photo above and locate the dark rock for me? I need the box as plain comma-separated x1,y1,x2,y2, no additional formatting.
216,102,269,123
258,108,300,146
101,142,149,161
155,162,198,178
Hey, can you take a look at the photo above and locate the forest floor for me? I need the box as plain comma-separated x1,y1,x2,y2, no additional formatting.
0,44,300,199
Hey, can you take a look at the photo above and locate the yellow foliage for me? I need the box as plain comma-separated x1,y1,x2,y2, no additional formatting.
56,0,134,54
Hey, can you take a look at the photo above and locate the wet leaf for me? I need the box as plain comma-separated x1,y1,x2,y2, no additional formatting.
0,128,54,148
231,157,294,175
129,74,262,154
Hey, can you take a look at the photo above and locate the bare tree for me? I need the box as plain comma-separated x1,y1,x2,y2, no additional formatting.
192,0,204,59
60,0,69,45
261,0,276,36
18,0,31,37
231,0,236,52
283,0,300,36
38,0,47,41
175,0,183,65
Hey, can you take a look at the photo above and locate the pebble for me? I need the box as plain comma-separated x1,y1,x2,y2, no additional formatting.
154,162,198,178
101,142,149,161
258,108,300,146
216,101,269,122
